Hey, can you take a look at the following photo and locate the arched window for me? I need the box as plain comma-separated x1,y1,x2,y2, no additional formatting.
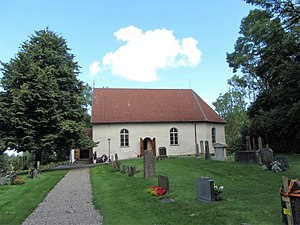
212,128,216,144
170,127,178,145
120,129,129,147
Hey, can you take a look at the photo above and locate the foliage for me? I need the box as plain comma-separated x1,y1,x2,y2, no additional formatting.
213,75,249,152
227,0,300,152
214,184,224,201
0,170,67,225
14,177,25,185
90,155,300,225
0,28,95,163
0,152,34,172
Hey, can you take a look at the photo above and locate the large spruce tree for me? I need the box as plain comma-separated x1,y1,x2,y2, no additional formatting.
0,28,94,163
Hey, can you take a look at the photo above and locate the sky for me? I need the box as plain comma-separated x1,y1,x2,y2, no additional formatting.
0,0,253,106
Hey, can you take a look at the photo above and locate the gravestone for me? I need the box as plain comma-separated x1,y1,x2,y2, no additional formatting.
200,141,204,154
10,172,16,185
235,151,258,164
246,136,251,150
0,176,7,186
252,137,257,150
158,175,169,193
260,148,274,165
127,166,135,176
195,144,200,157
258,137,263,150
37,161,41,174
33,169,39,179
144,150,155,179
205,141,210,160
275,156,289,169
115,153,118,161
213,143,228,161
121,165,127,173
196,177,215,202
158,147,167,159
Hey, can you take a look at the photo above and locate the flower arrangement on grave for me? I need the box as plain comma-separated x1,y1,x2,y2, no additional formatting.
148,185,166,196
214,184,224,201
14,177,25,185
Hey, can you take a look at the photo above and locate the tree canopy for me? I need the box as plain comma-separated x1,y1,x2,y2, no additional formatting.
0,28,94,162
226,0,300,152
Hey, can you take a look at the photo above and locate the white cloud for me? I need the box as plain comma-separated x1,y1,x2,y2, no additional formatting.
102,25,202,82
89,61,101,76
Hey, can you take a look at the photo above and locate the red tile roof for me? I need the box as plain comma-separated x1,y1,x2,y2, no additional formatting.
92,88,225,124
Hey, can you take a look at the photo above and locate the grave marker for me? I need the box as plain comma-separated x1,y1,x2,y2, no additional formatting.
144,150,155,179
0,176,7,185
196,177,215,202
205,141,210,160
158,175,169,193
10,172,16,185
260,148,275,165
200,141,204,154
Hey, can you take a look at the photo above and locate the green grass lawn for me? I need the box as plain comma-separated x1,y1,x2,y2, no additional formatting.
0,170,67,225
90,154,300,225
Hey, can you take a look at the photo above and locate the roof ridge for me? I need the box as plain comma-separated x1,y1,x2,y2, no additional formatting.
191,90,208,121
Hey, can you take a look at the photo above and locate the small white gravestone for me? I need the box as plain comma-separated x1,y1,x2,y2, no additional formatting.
213,143,228,161
70,149,75,164
1,176,7,185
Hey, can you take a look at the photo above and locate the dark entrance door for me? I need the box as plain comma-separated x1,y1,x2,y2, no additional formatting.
80,149,89,159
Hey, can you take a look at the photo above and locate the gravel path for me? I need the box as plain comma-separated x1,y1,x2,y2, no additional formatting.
22,168,102,225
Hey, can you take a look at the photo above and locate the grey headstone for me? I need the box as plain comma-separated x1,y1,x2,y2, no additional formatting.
258,137,263,150
127,166,134,176
205,141,210,160
121,165,127,173
144,150,155,179
196,178,215,202
275,156,289,169
0,176,7,185
235,151,258,164
260,148,274,165
158,175,169,193
200,141,204,154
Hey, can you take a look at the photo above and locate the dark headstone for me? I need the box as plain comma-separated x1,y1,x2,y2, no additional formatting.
246,136,251,150
205,141,210,160
235,151,258,164
158,147,167,159
275,156,289,169
10,173,16,185
195,143,200,157
144,150,155,179
260,148,274,165
158,175,169,193
196,177,215,202
252,137,257,150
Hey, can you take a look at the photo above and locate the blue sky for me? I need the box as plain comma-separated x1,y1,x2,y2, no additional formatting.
0,0,253,106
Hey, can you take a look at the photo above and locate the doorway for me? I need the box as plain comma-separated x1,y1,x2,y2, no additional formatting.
140,137,156,156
